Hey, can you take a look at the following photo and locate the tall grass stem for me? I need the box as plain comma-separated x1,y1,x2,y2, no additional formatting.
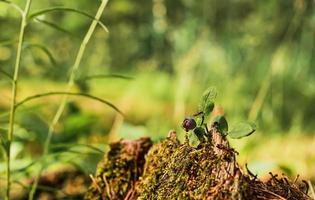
28,0,109,199
6,0,32,199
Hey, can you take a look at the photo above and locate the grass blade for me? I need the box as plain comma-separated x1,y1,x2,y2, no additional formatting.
15,92,124,116
82,74,133,81
23,43,57,66
51,143,105,154
6,0,32,198
28,7,109,33
0,69,13,80
0,39,18,46
29,1,110,198
34,18,76,37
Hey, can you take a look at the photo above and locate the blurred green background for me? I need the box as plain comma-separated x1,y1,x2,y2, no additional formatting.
0,0,315,192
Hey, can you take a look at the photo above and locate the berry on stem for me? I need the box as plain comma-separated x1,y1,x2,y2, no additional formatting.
182,117,197,132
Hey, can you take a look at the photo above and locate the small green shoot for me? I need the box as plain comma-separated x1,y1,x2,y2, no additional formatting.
182,88,256,144
199,87,217,117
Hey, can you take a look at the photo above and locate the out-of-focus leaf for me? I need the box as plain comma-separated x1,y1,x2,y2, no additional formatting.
229,122,256,139
10,142,24,159
28,7,109,33
18,113,49,143
0,158,33,173
52,114,95,143
15,124,36,141
0,131,9,154
213,115,228,135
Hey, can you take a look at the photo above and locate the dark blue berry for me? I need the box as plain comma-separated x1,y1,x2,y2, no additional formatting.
182,117,197,132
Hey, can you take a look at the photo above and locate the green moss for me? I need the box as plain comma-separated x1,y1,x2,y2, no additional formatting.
85,129,311,200
84,137,152,200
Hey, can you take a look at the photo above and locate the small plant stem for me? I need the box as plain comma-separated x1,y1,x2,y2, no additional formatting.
28,0,109,199
6,0,32,199
184,132,189,144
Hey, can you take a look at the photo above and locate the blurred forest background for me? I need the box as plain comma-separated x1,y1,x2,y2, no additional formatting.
0,0,315,195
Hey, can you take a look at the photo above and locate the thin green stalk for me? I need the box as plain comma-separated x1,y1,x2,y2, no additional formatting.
6,0,32,199
15,91,123,115
28,0,109,199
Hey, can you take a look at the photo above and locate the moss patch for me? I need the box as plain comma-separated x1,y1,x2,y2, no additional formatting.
85,128,311,200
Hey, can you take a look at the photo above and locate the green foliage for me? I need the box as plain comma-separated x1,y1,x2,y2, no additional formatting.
185,89,256,143
0,0,121,199
193,127,206,143
0,0,315,197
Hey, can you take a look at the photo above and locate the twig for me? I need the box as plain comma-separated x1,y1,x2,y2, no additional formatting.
261,189,287,200
103,174,112,199
89,174,101,193
293,175,300,184
124,187,135,200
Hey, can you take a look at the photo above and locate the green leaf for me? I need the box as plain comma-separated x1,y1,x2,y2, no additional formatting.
213,115,228,135
228,122,256,139
203,101,214,116
28,7,109,33
199,87,217,117
193,127,206,143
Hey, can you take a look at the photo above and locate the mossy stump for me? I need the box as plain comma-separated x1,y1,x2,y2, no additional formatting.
85,129,311,200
